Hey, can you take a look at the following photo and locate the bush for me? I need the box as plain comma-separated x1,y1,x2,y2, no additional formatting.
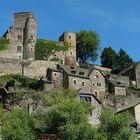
0,38,9,51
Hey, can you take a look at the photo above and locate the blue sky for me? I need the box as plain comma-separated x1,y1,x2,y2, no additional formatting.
0,0,140,64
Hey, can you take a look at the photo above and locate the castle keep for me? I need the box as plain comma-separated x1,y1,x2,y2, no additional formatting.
0,12,36,60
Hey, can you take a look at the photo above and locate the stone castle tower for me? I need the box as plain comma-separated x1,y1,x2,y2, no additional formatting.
59,32,76,66
0,12,36,60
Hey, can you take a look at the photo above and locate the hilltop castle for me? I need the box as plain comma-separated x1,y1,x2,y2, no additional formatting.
0,12,36,60
0,12,77,67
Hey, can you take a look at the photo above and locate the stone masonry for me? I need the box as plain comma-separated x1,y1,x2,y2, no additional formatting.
0,12,36,60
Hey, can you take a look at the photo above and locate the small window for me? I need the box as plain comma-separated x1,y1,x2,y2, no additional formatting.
71,70,76,74
79,72,84,75
54,73,57,76
69,35,71,39
17,46,22,52
18,35,22,40
95,75,99,79
82,82,85,86
69,43,72,45
93,83,95,86
74,80,76,85
95,91,98,97
31,48,33,51
19,55,21,59
31,36,33,39
70,52,72,55
97,83,101,87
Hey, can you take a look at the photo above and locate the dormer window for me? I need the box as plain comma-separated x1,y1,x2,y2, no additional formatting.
79,72,84,76
71,70,76,74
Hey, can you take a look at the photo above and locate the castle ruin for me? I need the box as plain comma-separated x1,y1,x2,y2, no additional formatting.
0,12,36,60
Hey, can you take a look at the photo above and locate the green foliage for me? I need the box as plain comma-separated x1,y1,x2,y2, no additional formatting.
0,74,38,89
114,48,134,72
31,89,96,139
76,30,100,63
50,57,62,61
35,39,71,60
1,108,35,140
11,74,37,88
99,108,135,140
101,47,134,73
6,79,16,87
101,47,117,69
0,38,9,51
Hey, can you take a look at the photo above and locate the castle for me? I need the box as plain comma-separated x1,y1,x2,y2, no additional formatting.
0,12,77,67
0,12,36,60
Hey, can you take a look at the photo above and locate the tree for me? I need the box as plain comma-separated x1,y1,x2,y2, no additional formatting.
76,30,100,63
35,39,71,60
1,108,35,140
31,90,99,140
114,48,133,72
99,108,135,140
100,47,117,69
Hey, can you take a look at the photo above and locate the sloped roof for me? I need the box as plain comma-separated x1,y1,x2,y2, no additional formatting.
108,79,126,87
58,64,90,79
116,99,140,113
119,62,140,75
79,90,102,104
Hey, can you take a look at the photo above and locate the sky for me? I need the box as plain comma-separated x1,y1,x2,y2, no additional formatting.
0,0,140,64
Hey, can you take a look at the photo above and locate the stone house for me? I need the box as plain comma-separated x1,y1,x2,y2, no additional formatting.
116,99,140,124
119,62,140,88
105,74,129,96
40,64,106,103
79,90,102,125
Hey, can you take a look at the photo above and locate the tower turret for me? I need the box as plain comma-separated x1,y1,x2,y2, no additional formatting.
23,15,36,60
59,32,76,66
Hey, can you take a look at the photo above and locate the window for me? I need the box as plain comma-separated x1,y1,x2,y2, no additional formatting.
97,83,101,87
70,52,72,55
54,72,57,76
93,83,95,86
80,96,92,116
79,72,84,76
82,81,85,86
31,36,33,39
71,70,76,74
18,35,22,40
95,91,98,97
69,43,72,45
80,96,91,104
19,55,21,59
74,80,76,85
95,75,99,79
17,46,22,52
68,35,71,39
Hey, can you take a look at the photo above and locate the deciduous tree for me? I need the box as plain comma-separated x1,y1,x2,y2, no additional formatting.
76,30,100,63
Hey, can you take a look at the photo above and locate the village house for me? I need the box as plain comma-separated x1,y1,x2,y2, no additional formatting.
116,99,140,124
119,62,140,88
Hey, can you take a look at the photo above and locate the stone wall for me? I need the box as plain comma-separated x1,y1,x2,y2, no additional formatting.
0,58,57,78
